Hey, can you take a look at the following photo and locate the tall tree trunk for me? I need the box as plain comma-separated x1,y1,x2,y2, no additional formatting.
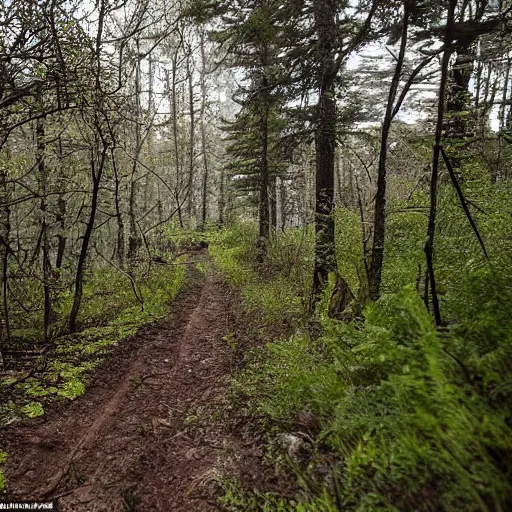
312,92,337,297
218,167,225,227
425,0,457,327
199,31,209,230
112,147,125,267
474,43,484,131
258,95,270,240
446,43,474,143
270,175,277,234
69,145,107,332
0,166,10,343
170,47,184,225
36,115,53,341
368,0,410,301
312,0,338,300
128,51,142,260
187,47,196,227
258,47,270,242
55,137,67,272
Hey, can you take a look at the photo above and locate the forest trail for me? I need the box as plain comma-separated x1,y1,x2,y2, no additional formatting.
0,264,259,511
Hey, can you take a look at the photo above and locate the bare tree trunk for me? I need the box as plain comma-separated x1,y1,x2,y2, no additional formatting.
258,89,270,241
446,43,474,142
112,148,125,267
199,32,209,230
69,144,107,332
128,50,142,260
425,0,457,327
68,0,109,332
36,115,53,340
368,0,410,301
258,43,271,244
170,46,184,227
270,174,277,234
218,167,225,227
187,46,196,227
55,136,67,272
0,167,10,343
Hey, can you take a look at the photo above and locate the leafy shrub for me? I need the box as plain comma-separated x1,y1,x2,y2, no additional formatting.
208,223,307,326
238,287,512,511
164,224,210,251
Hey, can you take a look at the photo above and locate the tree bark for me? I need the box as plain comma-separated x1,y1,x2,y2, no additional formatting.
128,50,142,261
270,174,277,234
187,46,196,226
55,136,67,272
368,0,410,301
69,145,107,332
258,46,271,242
199,31,209,230
0,166,11,342
112,147,125,267
36,114,53,340
218,167,225,227
425,0,457,327
312,0,338,300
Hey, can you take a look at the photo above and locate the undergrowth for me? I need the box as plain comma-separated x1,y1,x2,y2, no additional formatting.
210,213,512,511
208,223,310,329
0,259,185,425
0,450,6,492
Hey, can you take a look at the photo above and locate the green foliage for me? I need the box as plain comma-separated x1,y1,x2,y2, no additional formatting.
164,225,209,252
208,223,308,326
220,478,338,512
266,227,314,300
213,180,512,508
0,450,7,492
237,286,512,510
223,332,237,351
448,267,512,410
208,223,259,287
222,105,287,210
334,209,366,294
21,401,44,418
1,262,186,425
381,206,427,294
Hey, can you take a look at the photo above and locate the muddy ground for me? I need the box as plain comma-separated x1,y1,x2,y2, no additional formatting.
0,265,269,511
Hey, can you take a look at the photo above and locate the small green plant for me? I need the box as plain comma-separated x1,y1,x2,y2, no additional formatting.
0,450,7,492
21,401,44,418
223,332,237,351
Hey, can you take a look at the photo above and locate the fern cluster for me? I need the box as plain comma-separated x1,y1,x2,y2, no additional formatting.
236,285,512,510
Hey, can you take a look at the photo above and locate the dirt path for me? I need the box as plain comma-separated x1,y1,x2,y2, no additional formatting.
0,266,259,511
